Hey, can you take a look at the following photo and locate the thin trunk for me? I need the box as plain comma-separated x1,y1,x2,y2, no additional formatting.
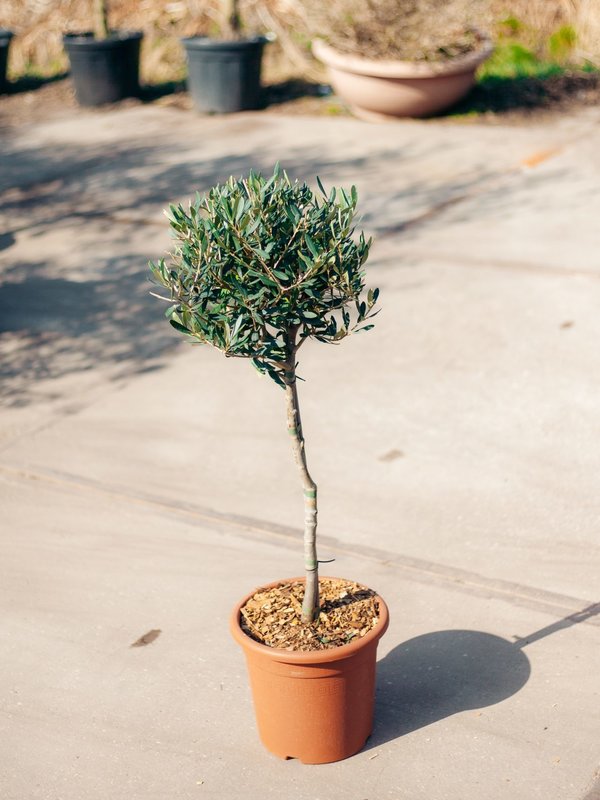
94,0,109,40
284,365,319,624
220,0,241,37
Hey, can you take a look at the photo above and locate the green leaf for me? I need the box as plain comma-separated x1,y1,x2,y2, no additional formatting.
246,217,261,235
298,252,313,268
170,319,191,335
231,315,244,341
266,368,285,388
305,235,319,258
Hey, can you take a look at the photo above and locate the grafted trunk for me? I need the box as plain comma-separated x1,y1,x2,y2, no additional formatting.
284,369,319,623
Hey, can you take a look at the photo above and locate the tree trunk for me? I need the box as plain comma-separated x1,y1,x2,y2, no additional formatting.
284,369,319,623
94,0,109,40
220,0,241,37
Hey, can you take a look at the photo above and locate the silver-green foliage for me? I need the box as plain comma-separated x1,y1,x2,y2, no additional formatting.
149,165,379,386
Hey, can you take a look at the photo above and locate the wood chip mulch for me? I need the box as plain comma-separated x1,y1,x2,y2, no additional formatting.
240,578,380,652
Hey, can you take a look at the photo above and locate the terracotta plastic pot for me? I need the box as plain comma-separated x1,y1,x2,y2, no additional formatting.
312,37,493,120
230,577,389,764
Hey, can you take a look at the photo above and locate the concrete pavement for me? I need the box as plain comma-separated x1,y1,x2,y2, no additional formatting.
1,103,599,800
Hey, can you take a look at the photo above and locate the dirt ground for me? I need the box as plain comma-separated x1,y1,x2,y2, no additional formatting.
1,69,599,132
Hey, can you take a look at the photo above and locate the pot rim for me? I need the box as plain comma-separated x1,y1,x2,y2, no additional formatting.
312,35,494,79
63,31,144,45
182,34,270,50
230,576,389,664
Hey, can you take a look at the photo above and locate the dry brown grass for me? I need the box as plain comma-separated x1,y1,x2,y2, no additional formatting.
3,0,313,83
577,0,600,62
3,0,600,80
302,0,491,61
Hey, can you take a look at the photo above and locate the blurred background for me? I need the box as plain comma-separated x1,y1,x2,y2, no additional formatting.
3,0,600,86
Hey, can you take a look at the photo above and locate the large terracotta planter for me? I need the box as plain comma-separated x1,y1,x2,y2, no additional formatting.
312,37,493,120
230,577,389,764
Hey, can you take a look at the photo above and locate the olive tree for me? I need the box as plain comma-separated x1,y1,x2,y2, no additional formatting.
149,165,379,624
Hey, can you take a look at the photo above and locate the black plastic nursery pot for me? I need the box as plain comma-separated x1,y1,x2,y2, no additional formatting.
182,36,268,113
0,29,13,94
63,31,143,107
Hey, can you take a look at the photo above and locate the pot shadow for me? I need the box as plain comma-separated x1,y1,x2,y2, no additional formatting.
370,602,600,746
446,71,600,117
5,72,69,95
264,79,332,107
371,629,530,744
138,80,186,103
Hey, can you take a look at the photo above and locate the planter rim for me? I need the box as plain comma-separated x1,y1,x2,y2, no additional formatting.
182,34,269,51
312,36,494,79
63,31,143,47
230,576,389,665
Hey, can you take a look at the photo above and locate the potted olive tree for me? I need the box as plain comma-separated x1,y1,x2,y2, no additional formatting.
182,0,271,113
63,0,143,107
149,166,389,764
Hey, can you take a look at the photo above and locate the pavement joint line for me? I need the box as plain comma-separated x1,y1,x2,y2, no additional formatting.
1,461,598,627
383,249,600,281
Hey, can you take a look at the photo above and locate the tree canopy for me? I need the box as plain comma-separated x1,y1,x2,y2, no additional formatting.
149,165,379,386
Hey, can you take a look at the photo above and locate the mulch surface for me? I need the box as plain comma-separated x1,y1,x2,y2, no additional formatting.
2,69,600,132
240,577,381,651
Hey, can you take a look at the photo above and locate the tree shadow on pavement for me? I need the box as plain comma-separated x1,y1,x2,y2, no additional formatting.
0,126,569,409
0,134,450,409
371,602,600,745
264,79,331,107
138,81,186,103
0,255,179,408
447,71,600,118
